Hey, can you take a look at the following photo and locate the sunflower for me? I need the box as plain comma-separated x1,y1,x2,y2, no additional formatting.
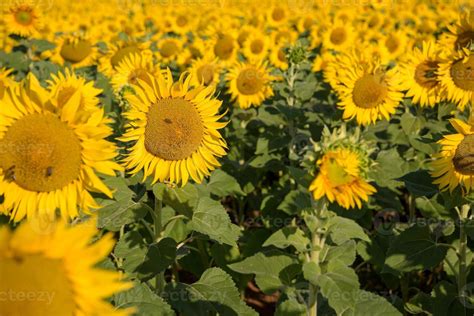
398,41,442,107
438,48,474,111
226,61,274,109
0,72,121,222
48,69,103,111
322,20,355,51
332,52,404,125
168,9,196,35
111,52,157,93
121,69,227,186
211,32,238,66
266,5,288,28
243,31,270,63
270,44,289,71
155,37,185,65
188,55,222,88
48,33,98,68
271,27,298,46
309,147,376,209
431,119,474,193
441,10,474,51
4,2,43,37
382,30,409,61
98,40,152,77
0,220,132,315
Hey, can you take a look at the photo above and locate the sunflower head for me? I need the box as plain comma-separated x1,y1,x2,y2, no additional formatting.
226,61,274,109
330,50,404,125
431,119,474,193
121,69,228,186
0,72,120,222
308,126,376,209
438,48,474,110
5,2,43,37
0,220,133,315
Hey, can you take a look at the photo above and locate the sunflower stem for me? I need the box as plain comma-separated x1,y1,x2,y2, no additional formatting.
153,197,166,295
457,204,470,304
307,205,327,316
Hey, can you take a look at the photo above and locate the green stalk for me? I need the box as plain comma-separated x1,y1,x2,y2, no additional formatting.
308,206,326,316
153,197,165,294
458,204,469,303
308,232,323,316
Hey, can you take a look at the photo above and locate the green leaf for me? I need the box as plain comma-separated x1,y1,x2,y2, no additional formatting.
190,197,241,247
370,149,409,189
165,268,257,316
137,238,177,281
263,227,310,252
321,240,357,266
30,39,55,53
275,296,307,316
384,225,448,273
398,170,438,198
400,112,422,135
115,232,176,280
207,169,246,196
306,260,360,315
114,283,175,316
327,216,370,245
98,201,151,232
153,183,200,216
348,290,401,316
278,190,312,215
229,250,300,294
431,281,466,316
415,195,454,219
163,217,191,243
97,177,149,231
405,292,432,315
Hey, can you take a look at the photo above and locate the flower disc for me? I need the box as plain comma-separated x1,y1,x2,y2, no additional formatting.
0,113,81,192
352,74,388,109
144,98,204,161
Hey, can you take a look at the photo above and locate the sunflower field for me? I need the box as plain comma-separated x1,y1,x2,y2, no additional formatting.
2,0,474,315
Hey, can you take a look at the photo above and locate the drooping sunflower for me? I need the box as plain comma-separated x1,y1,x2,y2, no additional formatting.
309,147,376,209
4,2,43,37
431,119,474,193
0,220,132,315
0,72,121,222
226,61,274,109
188,55,222,88
332,52,404,125
121,69,227,186
398,41,442,107
111,52,157,93
98,39,152,77
437,48,474,111
48,33,99,69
